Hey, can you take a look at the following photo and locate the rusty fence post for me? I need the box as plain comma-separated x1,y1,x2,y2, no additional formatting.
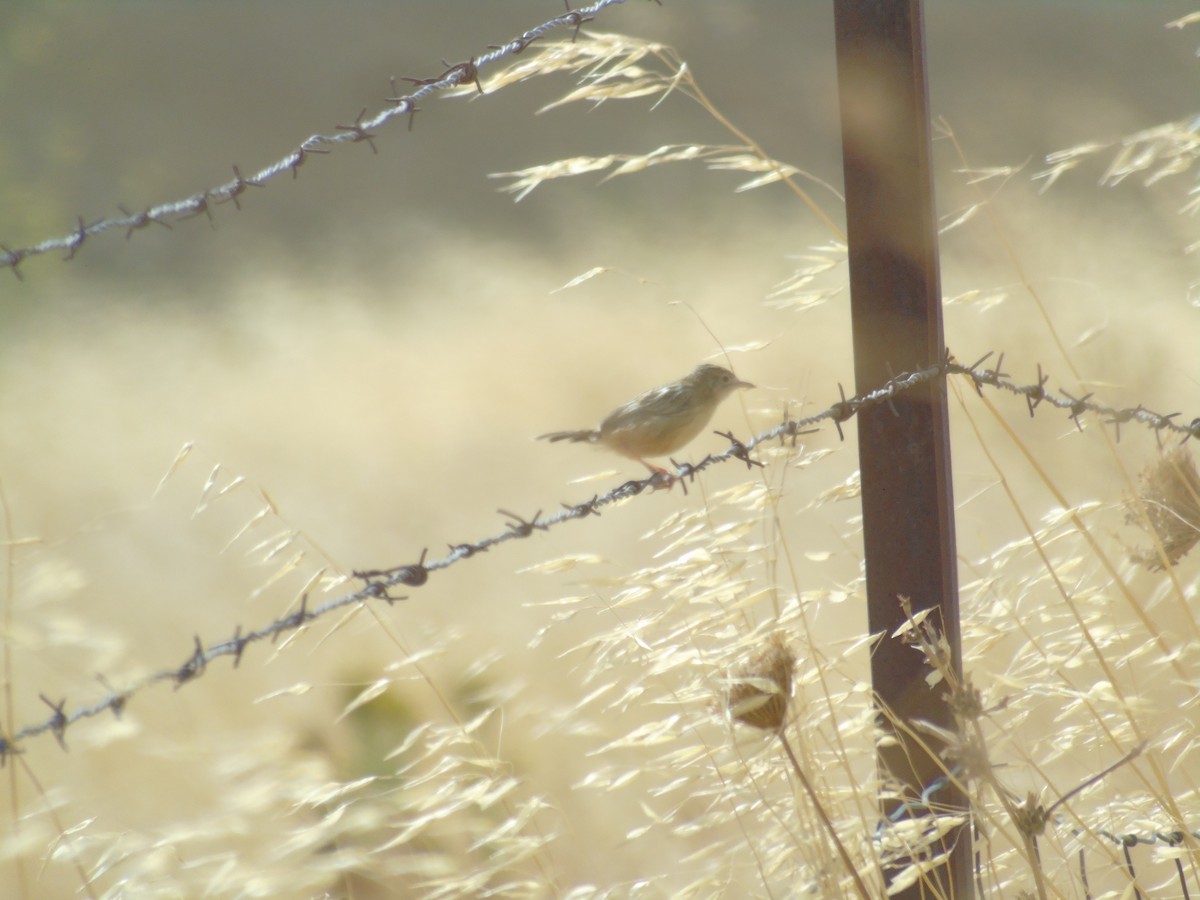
832,1,973,895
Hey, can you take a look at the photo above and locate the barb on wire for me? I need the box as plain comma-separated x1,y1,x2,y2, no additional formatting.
562,0,596,41
713,429,764,470
334,109,379,154
0,0,642,277
4,348,1200,760
117,204,172,240
39,695,68,751
401,58,484,95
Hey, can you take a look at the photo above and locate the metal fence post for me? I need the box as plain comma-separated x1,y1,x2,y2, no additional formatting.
832,1,973,895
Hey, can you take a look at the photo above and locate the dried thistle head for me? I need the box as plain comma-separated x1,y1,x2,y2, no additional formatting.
724,632,796,732
1126,445,1200,570
1011,792,1049,839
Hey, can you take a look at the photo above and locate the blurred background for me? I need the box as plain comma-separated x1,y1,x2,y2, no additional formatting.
0,1,1197,896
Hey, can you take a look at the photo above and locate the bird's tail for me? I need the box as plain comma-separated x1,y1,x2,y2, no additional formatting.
537,430,599,444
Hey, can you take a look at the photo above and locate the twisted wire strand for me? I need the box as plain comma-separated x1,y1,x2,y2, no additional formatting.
5,350,1198,758
0,0,638,279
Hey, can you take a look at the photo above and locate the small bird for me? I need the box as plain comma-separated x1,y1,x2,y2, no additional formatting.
538,363,754,475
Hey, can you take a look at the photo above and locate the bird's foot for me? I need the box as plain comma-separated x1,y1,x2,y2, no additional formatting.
641,461,685,493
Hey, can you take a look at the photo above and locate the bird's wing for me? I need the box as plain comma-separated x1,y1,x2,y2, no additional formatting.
600,384,690,435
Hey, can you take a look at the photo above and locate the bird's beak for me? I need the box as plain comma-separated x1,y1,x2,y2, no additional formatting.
734,378,754,390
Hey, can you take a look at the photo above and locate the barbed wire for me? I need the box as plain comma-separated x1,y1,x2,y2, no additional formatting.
877,764,1200,893
9,5,1194,890
4,349,1199,764
3,348,1198,872
0,0,652,279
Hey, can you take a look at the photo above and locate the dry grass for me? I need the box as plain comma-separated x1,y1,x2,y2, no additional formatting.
2,5,1200,898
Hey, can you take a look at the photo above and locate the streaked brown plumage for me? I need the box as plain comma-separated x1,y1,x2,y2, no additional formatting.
538,363,753,473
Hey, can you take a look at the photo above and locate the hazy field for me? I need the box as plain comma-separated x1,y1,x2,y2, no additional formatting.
1,2,1198,897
